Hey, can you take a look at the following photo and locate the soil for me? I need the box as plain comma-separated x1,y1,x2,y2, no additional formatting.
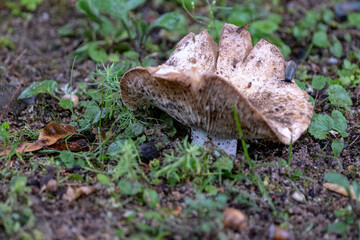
0,1,359,240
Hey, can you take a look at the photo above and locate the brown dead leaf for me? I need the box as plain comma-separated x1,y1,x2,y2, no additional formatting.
46,139,89,152
0,121,76,156
62,186,95,203
324,182,360,201
62,186,76,202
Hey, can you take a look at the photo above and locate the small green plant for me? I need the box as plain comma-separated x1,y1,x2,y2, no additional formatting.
308,73,352,157
336,55,360,87
108,139,145,181
66,0,187,63
325,173,360,238
184,193,227,238
292,8,343,57
182,1,290,57
5,0,43,16
0,176,35,236
0,36,15,49
155,137,208,185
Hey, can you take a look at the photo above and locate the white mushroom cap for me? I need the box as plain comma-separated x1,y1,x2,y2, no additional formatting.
120,24,314,145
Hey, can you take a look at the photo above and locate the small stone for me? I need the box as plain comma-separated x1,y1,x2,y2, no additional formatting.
292,191,305,203
138,142,159,163
62,94,79,107
268,225,294,240
222,208,247,232
46,179,58,192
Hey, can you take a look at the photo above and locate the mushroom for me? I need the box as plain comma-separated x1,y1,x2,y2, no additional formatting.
120,23,313,156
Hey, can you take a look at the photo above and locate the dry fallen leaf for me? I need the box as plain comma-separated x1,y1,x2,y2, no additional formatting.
46,139,89,152
0,121,76,156
222,208,247,232
323,182,360,201
62,186,95,203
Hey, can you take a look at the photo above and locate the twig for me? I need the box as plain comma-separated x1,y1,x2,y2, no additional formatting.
7,49,27,71
348,135,360,149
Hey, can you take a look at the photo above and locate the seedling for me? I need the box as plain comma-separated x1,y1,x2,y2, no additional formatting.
70,0,187,62
0,176,35,236
325,173,360,238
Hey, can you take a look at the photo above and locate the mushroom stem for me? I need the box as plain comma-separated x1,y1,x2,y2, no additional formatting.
191,128,238,157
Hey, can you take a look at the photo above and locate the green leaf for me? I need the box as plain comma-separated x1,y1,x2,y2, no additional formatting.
59,99,74,109
293,25,308,41
327,84,352,108
331,110,348,137
268,14,282,24
330,36,343,58
213,156,233,172
205,185,218,195
312,76,328,90
348,13,360,27
308,114,334,139
148,12,187,34
0,122,10,144
18,80,58,99
324,173,350,192
118,179,143,195
291,170,303,180
143,188,159,208
93,0,128,22
352,182,360,203
144,211,163,221
327,221,347,235
251,20,278,35
322,9,334,23
67,174,84,182
228,7,252,26
97,174,111,185
59,151,81,168
132,122,144,136
296,79,306,90
76,0,100,22
278,42,291,58
80,101,101,129
88,42,108,63
331,139,344,157
10,176,29,194
304,10,319,26
312,31,330,48
125,0,145,10
20,0,43,11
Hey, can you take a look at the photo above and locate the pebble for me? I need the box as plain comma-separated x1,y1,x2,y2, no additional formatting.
292,191,306,203
222,208,248,232
268,225,294,240
138,142,159,163
46,179,58,192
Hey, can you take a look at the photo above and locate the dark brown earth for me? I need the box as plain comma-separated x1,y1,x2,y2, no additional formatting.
0,1,360,240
